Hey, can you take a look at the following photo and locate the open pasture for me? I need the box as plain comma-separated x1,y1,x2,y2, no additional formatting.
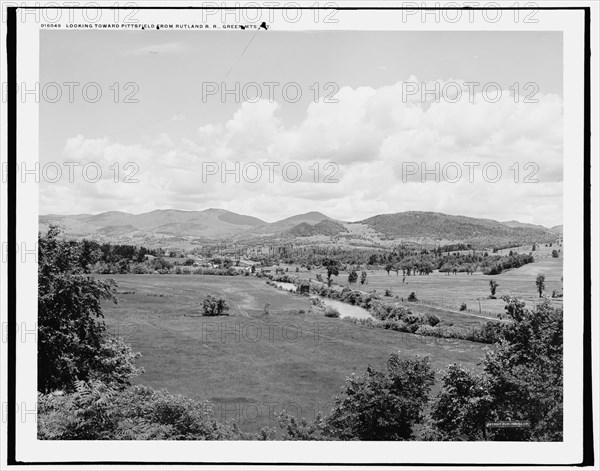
101,274,486,433
308,256,563,317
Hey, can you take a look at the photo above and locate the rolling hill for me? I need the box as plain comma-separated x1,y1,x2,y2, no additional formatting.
549,225,563,234
39,209,266,242
501,220,550,231
245,211,334,237
39,209,560,249
286,219,348,237
358,211,557,247
501,220,563,235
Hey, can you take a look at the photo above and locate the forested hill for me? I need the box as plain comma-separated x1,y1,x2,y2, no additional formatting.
359,211,556,247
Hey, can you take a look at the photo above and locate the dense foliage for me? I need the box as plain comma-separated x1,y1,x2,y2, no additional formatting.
38,229,562,442
201,294,230,316
312,284,503,344
38,381,248,440
322,355,434,440
430,298,563,441
38,226,142,393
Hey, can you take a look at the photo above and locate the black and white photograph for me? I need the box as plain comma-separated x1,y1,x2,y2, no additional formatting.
0,1,597,468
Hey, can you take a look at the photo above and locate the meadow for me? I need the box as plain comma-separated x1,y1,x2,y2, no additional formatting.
301,254,563,317
101,274,487,433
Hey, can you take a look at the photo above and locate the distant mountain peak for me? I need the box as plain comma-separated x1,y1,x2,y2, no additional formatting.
286,219,347,237
39,208,558,248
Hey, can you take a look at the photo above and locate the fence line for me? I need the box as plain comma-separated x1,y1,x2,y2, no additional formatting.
413,299,496,317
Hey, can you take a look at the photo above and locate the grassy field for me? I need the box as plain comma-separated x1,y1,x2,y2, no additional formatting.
101,274,486,433
297,255,563,318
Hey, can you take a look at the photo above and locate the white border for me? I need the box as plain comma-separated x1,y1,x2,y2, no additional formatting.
1,0,597,468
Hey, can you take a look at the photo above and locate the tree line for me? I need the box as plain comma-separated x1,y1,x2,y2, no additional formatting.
37,227,562,441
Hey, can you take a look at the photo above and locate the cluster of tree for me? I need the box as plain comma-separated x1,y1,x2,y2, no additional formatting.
99,243,158,263
369,301,440,331
38,353,436,441
37,227,562,441
427,298,563,441
386,258,434,276
62,239,171,274
36,238,153,275
347,311,503,345
209,257,235,268
310,283,500,344
376,252,533,277
347,268,368,285
268,246,376,267
483,253,534,275
432,252,532,275
69,240,245,275
318,354,435,440
201,294,230,316
311,285,380,311
93,250,241,276
45,296,559,441
41,300,562,441
38,226,143,393
282,297,563,441
175,267,241,276
230,244,539,278
88,242,161,273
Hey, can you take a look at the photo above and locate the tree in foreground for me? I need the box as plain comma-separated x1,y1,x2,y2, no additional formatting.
321,354,434,440
360,271,368,285
38,226,142,393
430,298,563,441
348,269,358,284
38,380,248,440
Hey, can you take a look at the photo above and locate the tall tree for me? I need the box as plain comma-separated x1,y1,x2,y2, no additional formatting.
535,274,545,297
323,259,339,287
38,226,142,393
323,354,434,440
431,298,563,441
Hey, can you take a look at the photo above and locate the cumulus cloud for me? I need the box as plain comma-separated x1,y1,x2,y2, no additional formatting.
40,78,563,226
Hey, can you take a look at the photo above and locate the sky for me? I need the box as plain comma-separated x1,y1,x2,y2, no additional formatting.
39,30,563,227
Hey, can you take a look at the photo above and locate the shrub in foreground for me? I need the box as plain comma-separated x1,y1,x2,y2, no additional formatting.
38,380,248,440
38,226,143,393
322,354,435,440
431,299,563,441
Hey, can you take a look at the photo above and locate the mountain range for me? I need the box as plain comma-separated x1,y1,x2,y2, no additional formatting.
39,209,562,249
